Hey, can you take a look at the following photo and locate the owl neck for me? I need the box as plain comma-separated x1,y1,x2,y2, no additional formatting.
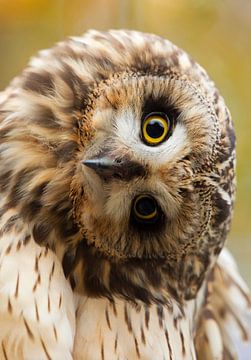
63,240,206,306
71,241,210,360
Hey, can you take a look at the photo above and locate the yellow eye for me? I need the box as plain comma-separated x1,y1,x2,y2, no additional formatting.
142,113,170,146
133,194,158,222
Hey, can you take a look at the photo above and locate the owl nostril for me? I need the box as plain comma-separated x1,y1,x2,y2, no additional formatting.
115,158,123,164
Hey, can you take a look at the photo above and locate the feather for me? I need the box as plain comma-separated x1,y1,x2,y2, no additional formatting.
196,248,251,360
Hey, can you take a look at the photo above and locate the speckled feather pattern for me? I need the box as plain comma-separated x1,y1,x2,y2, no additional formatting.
0,30,249,359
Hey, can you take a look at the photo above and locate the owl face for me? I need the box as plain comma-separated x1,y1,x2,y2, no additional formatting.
74,73,217,264
0,30,235,302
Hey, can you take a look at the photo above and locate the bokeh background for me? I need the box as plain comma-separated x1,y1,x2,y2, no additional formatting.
0,0,250,284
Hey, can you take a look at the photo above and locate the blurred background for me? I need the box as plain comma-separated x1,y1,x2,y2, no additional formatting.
0,0,250,284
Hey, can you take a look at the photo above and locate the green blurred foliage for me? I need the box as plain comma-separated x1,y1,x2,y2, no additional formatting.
0,0,250,283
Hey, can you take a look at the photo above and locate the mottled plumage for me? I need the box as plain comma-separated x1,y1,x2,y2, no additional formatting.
0,30,250,359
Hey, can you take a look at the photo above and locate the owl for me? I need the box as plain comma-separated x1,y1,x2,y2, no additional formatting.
0,29,250,360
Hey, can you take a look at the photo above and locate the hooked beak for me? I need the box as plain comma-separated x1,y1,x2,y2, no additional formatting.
82,155,145,181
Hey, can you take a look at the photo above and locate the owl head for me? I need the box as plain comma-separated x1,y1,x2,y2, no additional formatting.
0,30,235,303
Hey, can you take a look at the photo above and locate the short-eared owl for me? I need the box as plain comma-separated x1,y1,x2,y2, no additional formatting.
0,30,250,359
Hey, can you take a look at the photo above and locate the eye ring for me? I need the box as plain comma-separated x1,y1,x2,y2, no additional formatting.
133,194,158,222
142,112,170,146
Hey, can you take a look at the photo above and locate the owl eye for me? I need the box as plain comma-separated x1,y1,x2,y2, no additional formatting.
132,194,158,222
142,112,170,146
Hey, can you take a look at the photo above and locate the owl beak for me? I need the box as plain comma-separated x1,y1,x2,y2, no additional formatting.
82,156,145,181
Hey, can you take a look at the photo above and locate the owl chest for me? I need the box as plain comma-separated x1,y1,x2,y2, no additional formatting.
73,296,196,360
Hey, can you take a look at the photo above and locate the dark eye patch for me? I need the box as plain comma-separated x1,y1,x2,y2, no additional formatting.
141,94,179,128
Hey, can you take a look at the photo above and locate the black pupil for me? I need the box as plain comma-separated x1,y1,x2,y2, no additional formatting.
136,197,156,217
146,119,165,138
